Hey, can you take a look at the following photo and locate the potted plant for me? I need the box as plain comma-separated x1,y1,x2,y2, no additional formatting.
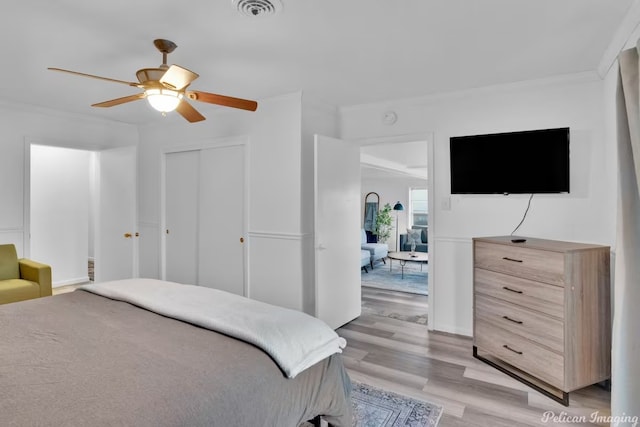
374,203,393,244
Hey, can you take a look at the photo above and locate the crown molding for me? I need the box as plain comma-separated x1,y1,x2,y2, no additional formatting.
339,71,601,113
0,97,137,128
597,0,640,78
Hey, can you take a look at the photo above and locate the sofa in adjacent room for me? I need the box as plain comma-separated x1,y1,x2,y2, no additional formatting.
360,250,371,273
399,226,428,253
360,229,388,268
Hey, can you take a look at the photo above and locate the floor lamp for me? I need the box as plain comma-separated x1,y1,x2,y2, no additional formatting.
393,201,404,252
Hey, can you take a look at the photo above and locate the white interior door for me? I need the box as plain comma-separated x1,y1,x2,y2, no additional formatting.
198,145,245,295
163,143,246,294
165,150,199,284
95,146,137,282
314,134,361,329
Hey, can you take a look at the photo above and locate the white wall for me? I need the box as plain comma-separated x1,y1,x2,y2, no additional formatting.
0,101,138,258
88,153,97,260
30,145,91,286
137,92,309,311
342,74,616,335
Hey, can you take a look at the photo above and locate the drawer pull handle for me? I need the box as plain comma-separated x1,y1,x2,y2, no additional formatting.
502,286,523,294
502,315,523,324
502,257,523,263
503,344,523,355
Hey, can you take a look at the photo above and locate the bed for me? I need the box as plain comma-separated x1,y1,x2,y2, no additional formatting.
0,279,352,427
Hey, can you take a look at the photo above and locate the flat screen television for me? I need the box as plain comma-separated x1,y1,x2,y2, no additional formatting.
449,127,570,194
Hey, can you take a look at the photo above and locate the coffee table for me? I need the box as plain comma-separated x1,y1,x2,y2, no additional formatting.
387,251,428,279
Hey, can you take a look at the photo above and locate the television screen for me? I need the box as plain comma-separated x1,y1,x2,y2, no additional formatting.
449,127,570,194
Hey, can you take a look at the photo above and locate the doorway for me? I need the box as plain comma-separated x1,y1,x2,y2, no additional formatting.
29,144,94,287
358,135,434,328
25,142,138,286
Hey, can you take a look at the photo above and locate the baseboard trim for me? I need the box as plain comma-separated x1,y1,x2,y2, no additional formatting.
433,324,473,337
53,276,90,288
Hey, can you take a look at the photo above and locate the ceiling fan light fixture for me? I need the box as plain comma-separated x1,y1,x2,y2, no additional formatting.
48,38,258,123
145,88,183,112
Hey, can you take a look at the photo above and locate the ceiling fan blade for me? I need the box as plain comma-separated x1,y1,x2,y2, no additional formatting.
48,67,140,87
186,90,258,111
92,93,145,108
160,65,199,90
176,100,206,123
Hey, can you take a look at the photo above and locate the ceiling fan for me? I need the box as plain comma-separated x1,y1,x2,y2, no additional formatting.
48,39,258,123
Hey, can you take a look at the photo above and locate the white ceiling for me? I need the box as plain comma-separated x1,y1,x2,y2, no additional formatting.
1,0,632,126
361,141,429,180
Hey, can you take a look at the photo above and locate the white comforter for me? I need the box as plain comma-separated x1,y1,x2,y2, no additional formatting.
78,278,346,378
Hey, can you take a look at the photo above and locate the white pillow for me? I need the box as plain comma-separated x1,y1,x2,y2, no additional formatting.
406,229,422,245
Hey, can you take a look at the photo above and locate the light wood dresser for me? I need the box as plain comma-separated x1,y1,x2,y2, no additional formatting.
472,235,611,405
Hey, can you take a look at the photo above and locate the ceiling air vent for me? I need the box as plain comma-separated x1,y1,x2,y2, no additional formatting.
232,0,283,17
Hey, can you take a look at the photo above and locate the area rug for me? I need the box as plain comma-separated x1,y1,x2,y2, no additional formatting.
362,260,428,295
351,381,442,427
300,381,442,427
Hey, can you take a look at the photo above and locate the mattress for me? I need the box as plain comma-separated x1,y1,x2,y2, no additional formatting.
0,288,352,426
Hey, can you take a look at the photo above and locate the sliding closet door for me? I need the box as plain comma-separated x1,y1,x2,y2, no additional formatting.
164,143,246,295
165,150,199,285
198,145,245,295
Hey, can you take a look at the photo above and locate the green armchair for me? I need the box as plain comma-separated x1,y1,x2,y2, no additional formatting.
0,244,52,305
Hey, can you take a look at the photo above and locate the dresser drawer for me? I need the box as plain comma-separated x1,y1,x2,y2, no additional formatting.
474,268,564,319
475,294,564,353
474,241,565,287
475,319,564,389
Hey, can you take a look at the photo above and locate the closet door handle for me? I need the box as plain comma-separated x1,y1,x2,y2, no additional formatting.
503,344,523,355
502,257,523,263
502,315,523,324
502,286,523,294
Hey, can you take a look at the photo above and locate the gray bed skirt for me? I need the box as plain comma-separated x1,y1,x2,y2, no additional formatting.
0,290,352,426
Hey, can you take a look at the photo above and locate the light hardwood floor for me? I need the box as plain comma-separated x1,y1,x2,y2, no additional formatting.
338,286,611,427
52,283,86,295
53,283,610,426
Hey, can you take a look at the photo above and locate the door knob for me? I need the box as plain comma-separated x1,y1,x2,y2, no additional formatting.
124,233,133,238
240,237,244,243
